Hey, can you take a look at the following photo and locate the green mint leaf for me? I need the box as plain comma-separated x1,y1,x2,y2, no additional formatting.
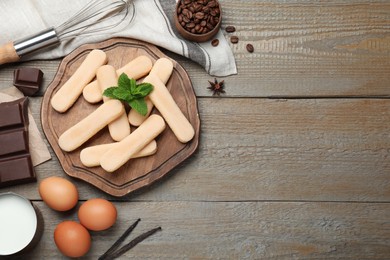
136,83,154,96
131,83,154,99
102,87,117,99
113,87,132,101
129,78,137,93
102,73,154,116
117,73,131,90
129,98,148,116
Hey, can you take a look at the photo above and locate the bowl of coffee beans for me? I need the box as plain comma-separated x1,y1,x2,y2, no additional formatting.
174,0,222,42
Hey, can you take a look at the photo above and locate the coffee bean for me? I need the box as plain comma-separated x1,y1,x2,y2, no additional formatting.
225,26,235,33
194,4,202,12
207,1,217,8
195,12,205,20
206,23,214,30
202,6,210,13
211,39,219,47
186,11,193,19
230,36,239,44
183,16,190,23
246,44,254,53
186,22,196,29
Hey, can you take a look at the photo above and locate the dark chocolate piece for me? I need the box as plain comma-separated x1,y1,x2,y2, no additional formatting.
13,68,43,96
0,97,36,187
0,98,27,129
0,155,35,187
0,129,29,156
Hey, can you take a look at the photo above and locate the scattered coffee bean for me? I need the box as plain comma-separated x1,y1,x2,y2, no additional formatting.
225,26,235,33
246,43,254,53
230,36,239,44
225,24,254,53
211,39,219,47
177,0,221,35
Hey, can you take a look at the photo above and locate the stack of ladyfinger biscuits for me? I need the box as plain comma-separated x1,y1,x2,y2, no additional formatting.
51,49,195,172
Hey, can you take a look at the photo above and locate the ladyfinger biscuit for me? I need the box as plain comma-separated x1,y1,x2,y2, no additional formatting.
80,140,157,167
100,114,166,172
148,58,174,85
51,49,107,112
128,58,174,126
97,65,130,141
58,100,124,152
83,55,153,103
144,74,195,143
128,97,153,126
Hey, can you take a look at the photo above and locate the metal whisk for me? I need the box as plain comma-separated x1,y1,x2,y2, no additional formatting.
0,0,131,65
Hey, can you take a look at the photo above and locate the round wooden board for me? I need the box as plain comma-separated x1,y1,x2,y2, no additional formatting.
41,38,200,197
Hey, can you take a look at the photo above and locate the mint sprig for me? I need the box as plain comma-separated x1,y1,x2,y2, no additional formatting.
103,73,153,116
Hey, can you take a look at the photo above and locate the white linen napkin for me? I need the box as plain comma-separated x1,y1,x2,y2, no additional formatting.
0,0,237,76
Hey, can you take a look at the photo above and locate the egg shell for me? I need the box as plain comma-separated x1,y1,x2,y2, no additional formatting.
78,198,117,231
39,176,78,211
54,221,91,258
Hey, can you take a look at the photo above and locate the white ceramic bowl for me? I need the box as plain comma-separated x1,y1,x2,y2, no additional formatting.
0,192,43,256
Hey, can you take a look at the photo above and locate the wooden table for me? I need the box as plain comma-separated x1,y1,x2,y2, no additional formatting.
1,0,389,259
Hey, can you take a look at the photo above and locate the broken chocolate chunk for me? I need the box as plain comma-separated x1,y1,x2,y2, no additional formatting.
13,68,43,96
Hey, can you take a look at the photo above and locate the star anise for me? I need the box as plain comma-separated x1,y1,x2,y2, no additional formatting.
207,78,225,96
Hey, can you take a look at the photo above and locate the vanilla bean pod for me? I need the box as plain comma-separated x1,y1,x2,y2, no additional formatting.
109,227,162,259
99,218,141,260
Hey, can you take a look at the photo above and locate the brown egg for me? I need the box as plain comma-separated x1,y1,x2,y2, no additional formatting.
54,221,91,258
78,198,117,231
39,176,78,211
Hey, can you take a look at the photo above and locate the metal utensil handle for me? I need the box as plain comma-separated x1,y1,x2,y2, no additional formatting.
0,27,59,66
14,27,59,56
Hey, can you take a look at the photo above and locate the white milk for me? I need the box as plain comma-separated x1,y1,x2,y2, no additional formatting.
0,193,37,255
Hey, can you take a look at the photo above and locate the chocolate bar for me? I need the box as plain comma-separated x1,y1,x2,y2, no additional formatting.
13,68,43,96
0,98,36,187
0,155,35,187
0,97,27,129
0,129,29,156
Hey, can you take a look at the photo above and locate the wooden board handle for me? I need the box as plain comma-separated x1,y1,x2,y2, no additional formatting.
0,42,20,65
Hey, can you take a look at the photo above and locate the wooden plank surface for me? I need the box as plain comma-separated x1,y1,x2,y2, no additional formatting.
177,0,390,97
19,201,390,259
0,0,389,259
1,97,389,203
1,0,390,98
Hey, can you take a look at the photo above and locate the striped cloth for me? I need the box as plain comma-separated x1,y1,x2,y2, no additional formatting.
0,0,237,76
